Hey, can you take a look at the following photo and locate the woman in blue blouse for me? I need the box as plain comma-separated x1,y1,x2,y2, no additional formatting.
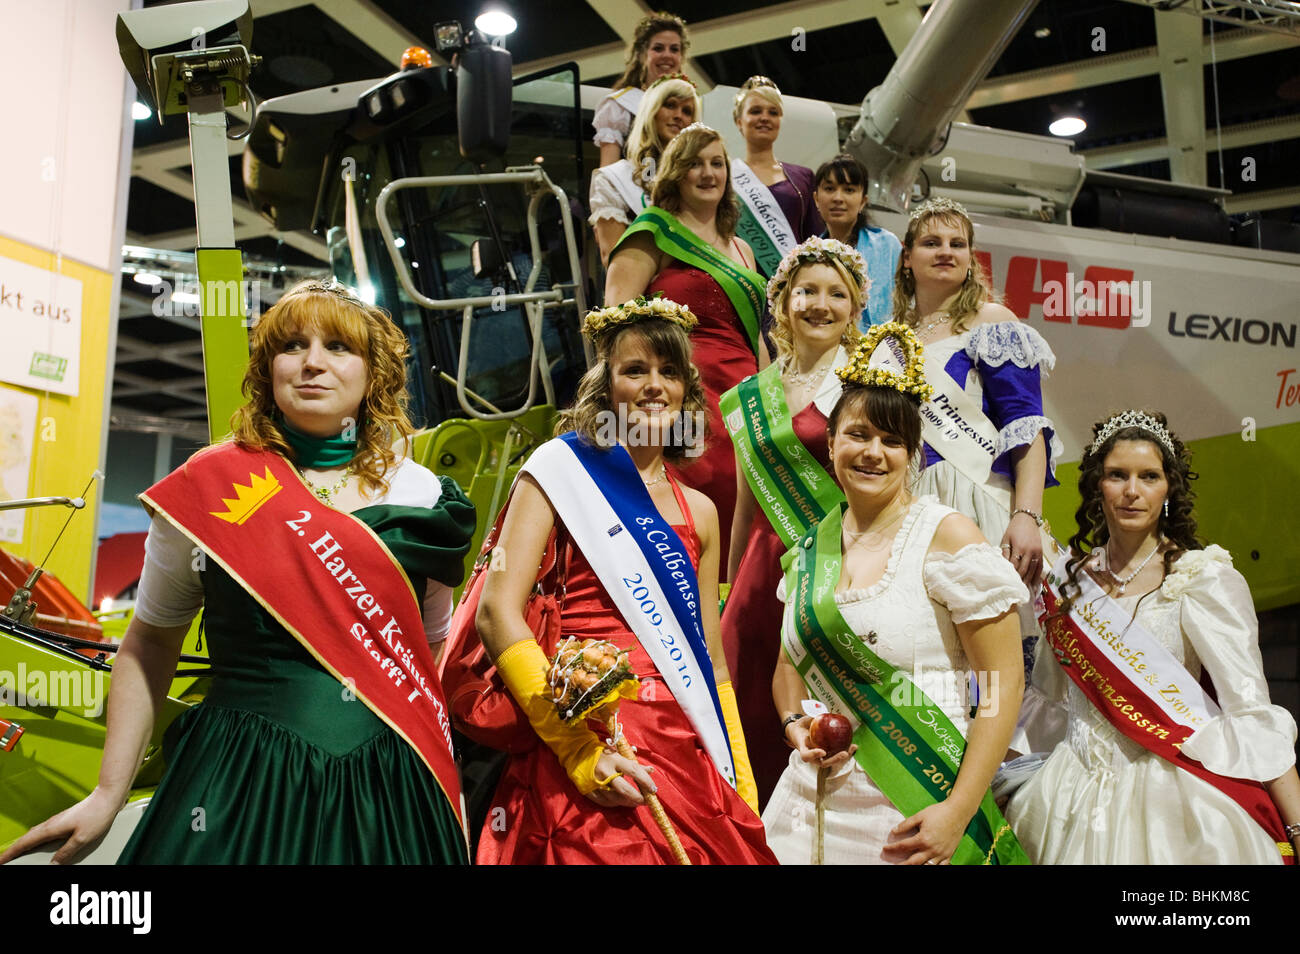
813,154,901,329
894,196,1062,675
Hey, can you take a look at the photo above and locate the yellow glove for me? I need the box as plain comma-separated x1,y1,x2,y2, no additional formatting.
717,680,760,816
496,640,607,795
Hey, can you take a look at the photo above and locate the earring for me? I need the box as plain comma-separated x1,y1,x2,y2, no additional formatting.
966,266,973,282
1163,499,1169,518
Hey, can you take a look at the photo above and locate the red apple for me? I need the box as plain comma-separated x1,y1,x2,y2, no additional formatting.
809,713,853,755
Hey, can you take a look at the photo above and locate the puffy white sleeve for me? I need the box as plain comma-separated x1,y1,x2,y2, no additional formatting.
592,94,632,148
133,513,204,627
380,457,456,649
1172,546,1298,780
588,167,633,226
923,542,1029,623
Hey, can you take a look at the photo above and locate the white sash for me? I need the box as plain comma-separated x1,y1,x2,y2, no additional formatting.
730,158,798,256
521,437,737,788
603,158,649,219
1048,553,1220,732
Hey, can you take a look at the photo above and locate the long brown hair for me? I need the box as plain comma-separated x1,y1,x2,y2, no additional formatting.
613,12,688,91
892,205,996,333
651,124,740,238
557,319,708,461
1057,410,1201,616
230,280,414,495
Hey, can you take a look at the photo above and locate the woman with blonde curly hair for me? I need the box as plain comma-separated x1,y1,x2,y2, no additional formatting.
589,73,701,265
1006,410,1300,864
605,123,767,564
593,11,689,168
894,197,1062,677
719,238,866,807
2,280,476,864
474,299,775,864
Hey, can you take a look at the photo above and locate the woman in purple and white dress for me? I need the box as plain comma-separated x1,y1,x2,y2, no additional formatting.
894,197,1062,675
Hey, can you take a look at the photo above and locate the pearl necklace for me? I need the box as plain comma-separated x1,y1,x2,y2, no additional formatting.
1100,539,1162,596
643,464,668,487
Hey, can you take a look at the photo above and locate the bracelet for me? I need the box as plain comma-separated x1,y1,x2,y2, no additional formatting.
780,712,803,745
1012,508,1045,527
1285,822,1300,839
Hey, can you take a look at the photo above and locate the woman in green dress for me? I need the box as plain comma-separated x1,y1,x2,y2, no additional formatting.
0,280,474,864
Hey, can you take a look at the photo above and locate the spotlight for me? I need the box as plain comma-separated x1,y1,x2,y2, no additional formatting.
475,9,517,37
1048,116,1086,137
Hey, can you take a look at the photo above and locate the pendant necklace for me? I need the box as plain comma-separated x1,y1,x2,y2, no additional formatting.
303,468,351,505
1102,540,1161,596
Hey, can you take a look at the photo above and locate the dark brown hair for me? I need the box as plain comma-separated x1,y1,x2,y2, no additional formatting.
814,153,871,231
827,385,923,459
613,12,689,91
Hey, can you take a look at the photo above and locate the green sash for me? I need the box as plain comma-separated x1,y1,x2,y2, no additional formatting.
616,206,766,356
719,362,842,548
781,505,1029,865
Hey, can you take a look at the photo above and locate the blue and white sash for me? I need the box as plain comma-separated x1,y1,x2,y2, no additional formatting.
521,434,737,788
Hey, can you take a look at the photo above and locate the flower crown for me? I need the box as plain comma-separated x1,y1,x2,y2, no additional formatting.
836,322,933,400
767,237,870,313
648,71,696,91
908,195,970,225
582,294,698,338
1086,410,1176,459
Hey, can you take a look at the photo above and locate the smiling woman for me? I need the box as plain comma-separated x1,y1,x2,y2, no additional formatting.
470,298,776,864
592,12,689,169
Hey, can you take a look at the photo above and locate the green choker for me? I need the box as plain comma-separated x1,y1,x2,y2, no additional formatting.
280,420,356,469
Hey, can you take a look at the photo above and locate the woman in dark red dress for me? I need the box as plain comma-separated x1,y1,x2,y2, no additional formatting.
605,123,768,566
720,238,870,808
475,298,773,864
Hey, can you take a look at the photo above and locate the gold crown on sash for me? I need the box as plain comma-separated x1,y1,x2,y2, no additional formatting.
836,321,934,400
908,195,970,225
582,293,698,338
648,71,697,91
210,467,283,525
766,236,870,313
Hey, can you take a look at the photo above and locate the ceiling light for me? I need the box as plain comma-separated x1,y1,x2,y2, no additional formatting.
475,10,517,37
132,101,152,121
1048,116,1086,137
132,271,162,286
1034,26,1051,39
393,237,406,248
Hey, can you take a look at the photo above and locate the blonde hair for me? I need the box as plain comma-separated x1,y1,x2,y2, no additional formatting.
651,125,740,239
230,280,414,496
626,77,701,191
892,208,997,333
613,13,689,91
732,76,783,124
769,258,864,362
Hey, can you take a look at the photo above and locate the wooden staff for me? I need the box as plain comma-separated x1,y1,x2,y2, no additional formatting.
606,715,691,865
814,765,829,865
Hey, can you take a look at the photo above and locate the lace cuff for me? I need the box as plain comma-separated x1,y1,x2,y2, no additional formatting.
924,542,1029,623
994,415,1065,479
966,321,1057,373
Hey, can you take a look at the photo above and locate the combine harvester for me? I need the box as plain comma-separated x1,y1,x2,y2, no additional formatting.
2,0,1296,861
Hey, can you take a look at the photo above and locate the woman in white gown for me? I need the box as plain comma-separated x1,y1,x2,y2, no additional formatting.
1006,410,1300,864
762,324,1030,865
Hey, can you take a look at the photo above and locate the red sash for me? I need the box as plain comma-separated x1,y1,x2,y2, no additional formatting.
143,443,464,834
1041,578,1292,863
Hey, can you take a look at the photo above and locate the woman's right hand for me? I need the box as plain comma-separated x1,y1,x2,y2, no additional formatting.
785,715,857,771
583,749,658,808
0,787,125,865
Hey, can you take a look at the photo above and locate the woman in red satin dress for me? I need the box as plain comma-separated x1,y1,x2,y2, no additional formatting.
721,239,868,809
475,303,774,864
605,124,769,566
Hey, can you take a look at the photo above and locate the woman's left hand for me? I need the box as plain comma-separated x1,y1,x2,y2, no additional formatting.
883,800,969,865
1001,512,1043,588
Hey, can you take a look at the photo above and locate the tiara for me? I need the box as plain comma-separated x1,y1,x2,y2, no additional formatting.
908,195,970,225
583,294,698,338
1086,410,1176,459
648,71,696,91
676,121,716,137
767,237,870,313
836,322,933,400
